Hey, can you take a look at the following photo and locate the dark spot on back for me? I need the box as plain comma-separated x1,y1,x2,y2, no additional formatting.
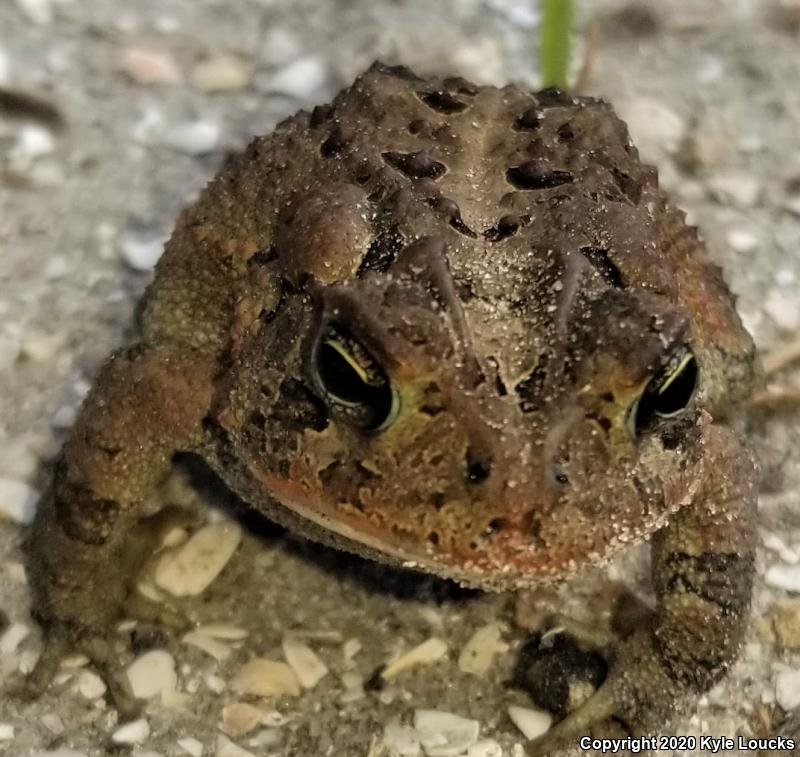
515,105,543,131
611,167,642,204
309,104,333,128
320,125,352,157
507,160,573,190
442,76,479,95
556,122,576,142
357,227,405,276
484,213,524,242
368,61,423,81
466,452,492,483
408,118,429,135
429,196,477,238
580,247,626,289
419,90,468,114
535,86,578,108
383,150,446,180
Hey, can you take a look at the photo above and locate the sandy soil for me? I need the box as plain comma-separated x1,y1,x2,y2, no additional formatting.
1,0,799,755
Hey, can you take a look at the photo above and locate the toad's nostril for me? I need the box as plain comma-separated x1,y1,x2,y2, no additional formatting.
466,452,491,483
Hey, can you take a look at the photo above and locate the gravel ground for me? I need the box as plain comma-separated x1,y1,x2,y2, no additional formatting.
1,0,800,755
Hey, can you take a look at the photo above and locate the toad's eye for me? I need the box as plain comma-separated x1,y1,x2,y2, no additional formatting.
313,324,400,430
632,347,698,434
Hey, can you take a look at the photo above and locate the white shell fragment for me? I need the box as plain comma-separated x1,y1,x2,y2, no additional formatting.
123,48,182,85
282,634,329,689
177,737,204,757
383,719,422,756
221,702,265,737
76,670,107,699
458,623,509,675
267,56,327,99
155,522,241,597
111,718,151,745
0,477,38,524
776,669,800,711
382,638,448,680
506,705,552,741
230,658,301,698
162,120,221,155
215,734,257,757
183,630,232,661
467,740,503,757
766,564,800,593
191,55,250,92
414,710,480,757
0,622,30,654
126,650,178,700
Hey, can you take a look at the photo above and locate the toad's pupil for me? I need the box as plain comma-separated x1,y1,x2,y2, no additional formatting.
634,351,698,434
318,340,370,405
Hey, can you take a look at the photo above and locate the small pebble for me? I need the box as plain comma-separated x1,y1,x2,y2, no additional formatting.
221,702,265,737
266,56,327,99
0,48,9,85
282,634,328,689
708,172,762,209
772,601,800,649
20,333,63,362
762,530,800,564
458,623,509,676
196,623,248,641
155,521,241,596
14,0,52,24
41,713,65,734
183,630,232,661
111,718,151,745
126,650,177,699
118,230,165,271
618,98,685,158
260,27,301,66
414,710,480,757
784,196,800,218
76,670,107,699
726,228,759,254
0,622,30,655
468,740,503,757
776,669,800,711
343,637,362,661
161,120,221,155
191,55,250,92
506,705,551,741
382,637,448,680
215,734,256,757
123,48,181,84
248,728,282,748
229,658,300,698
383,720,422,756
0,724,14,740
51,404,78,430
177,737,204,757
764,288,800,331
0,478,38,524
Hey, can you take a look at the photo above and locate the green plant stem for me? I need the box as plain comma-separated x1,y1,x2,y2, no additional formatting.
540,0,573,89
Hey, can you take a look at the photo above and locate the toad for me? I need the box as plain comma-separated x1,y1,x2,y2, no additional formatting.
23,63,759,750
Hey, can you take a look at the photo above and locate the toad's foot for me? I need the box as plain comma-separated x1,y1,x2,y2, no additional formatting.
530,426,756,754
10,591,190,718
9,624,140,719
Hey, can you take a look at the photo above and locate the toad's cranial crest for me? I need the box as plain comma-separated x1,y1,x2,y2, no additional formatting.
23,62,760,748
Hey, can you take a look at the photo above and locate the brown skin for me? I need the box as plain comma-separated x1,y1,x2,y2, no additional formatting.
24,63,759,747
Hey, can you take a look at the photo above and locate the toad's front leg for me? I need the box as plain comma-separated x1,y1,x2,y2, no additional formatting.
530,424,757,753
19,345,216,707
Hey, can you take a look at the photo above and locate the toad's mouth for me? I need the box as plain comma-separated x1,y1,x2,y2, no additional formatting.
240,446,698,591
